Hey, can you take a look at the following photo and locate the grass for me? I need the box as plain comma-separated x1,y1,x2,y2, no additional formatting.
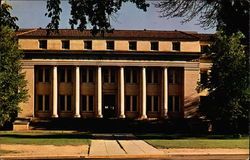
136,133,249,149
0,149,19,154
0,132,91,146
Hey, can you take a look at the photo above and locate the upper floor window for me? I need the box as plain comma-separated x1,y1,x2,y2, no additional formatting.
146,96,159,112
106,41,114,50
146,69,159,84
59,68,72,83
151,42,159,51
168,96,180,112
39,40,47,49
125,69,137,83
129,41,137,50
62,40,70,49
200,70,208,85
201,45,209,53
84,41,92,50
103,68,116,83
81,68,94,83
37,68,50,82
172,42,180,51
169,69,181,84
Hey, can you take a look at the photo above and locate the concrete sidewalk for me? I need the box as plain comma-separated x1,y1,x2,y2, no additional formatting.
88,133,165,158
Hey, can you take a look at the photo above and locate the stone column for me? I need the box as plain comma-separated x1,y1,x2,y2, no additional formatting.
52,66,58,118
97,66,103,118
119,67,125,118
141,67,147,119
163,67,168,118
74,66,81,118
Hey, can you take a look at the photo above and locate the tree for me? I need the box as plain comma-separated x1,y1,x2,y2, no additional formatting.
198,31,249,133
45,0,149,34
0,2,19,31
0,2,28,127
156,0,249,40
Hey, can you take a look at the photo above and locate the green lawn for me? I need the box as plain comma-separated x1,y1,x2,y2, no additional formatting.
0,132,91,146
136,133,249,149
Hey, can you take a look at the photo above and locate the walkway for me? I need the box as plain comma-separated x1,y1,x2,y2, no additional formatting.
88,133,165,158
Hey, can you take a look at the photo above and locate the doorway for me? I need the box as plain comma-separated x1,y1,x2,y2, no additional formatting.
103,95,116,118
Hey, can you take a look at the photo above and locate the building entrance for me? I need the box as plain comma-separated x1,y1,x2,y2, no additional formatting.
103,95,116,118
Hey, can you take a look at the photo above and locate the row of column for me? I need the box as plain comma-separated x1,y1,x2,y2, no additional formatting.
51,66,169,119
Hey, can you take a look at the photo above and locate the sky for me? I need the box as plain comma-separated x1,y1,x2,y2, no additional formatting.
7,0,216,34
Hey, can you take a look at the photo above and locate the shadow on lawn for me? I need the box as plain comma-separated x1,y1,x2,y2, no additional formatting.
0,133,92,139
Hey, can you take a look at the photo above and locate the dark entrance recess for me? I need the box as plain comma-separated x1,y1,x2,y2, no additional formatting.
103,95,116,118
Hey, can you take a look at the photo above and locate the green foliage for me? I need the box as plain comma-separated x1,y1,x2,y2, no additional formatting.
0,3,19,30
46,0,149,35
0,26,28,127
156,0,249,40
198,31,249,132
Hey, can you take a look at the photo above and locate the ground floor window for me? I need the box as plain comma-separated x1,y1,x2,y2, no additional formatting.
168,96,180,112
59,95,72,111
81,95,94,112
38,95,50,111
125,95,137,112
146,96,159,112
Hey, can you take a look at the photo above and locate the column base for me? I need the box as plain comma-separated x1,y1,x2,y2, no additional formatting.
52,114,58,118
74,114,81,118
96,114,103,118
139,115,147,119
119,114,126,118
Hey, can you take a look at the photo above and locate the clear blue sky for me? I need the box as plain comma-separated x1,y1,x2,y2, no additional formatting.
8,0,215,34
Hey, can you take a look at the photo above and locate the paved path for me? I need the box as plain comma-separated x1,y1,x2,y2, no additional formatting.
88,133,164,158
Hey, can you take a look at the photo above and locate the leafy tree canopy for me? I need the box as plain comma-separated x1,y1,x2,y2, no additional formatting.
198,30,249,133
0,26,28,127
156,0,249,40
46,0,149,35
0,2,18,30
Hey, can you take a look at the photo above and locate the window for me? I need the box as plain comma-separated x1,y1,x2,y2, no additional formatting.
37,68,50,82
82,95,94,111
106,41,114,50
39,40,47,49
151,42,158,50
81,68,94,83
169,69,181,84
201,45,209,53
168,96,180,112
59,68,72,83
38,95,50,111
84,41,92,50
146,96,159,112
146,69,158,84
200,70,208,85
125,69,137,83
62,40,70,49
60,95,72,111
103,68,116,83
129,41,137,50
125,96,137,112
172,42,180,51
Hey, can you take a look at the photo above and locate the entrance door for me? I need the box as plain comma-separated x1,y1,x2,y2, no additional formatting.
103,95,116,118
